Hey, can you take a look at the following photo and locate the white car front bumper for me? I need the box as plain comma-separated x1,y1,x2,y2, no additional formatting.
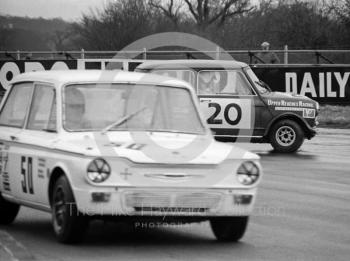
73,186,257,217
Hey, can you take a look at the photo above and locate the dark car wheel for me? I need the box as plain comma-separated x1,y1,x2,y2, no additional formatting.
269,119,305,153
0,193,20,225
51,176,89,244
210,216,249,242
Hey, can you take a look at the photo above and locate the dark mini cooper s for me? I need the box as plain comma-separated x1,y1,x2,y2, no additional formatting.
136,60,319,153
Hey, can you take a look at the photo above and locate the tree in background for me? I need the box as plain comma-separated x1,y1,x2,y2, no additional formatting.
149,0,183,28
1,0,350,54
328,0,350,22
220,0,345,49
72,0,158,51
73,0,345,51
0,16,74,52
328,0,350,46
150,0,253,31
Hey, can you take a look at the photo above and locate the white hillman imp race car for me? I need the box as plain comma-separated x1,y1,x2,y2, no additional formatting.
0,70,262,243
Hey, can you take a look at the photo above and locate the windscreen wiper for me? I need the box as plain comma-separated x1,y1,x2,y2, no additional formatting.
101,107,147,134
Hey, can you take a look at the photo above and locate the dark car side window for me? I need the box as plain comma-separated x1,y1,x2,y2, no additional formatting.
0,82,34,128
27,84,56,131
150,69,196,87
197,70,255,96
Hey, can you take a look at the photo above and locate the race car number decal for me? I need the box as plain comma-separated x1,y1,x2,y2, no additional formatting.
21,156,34,194
200,98,252,129
207,103,221,124
207,102,242,125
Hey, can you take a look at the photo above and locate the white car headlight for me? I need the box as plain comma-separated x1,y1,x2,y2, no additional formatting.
87,158,111,183
237,161,260,185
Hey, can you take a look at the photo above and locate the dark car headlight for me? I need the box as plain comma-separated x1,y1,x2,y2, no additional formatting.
236,161,260,185
87,158,111,183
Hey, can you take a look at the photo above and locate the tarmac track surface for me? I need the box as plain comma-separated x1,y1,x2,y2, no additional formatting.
0,128,349,261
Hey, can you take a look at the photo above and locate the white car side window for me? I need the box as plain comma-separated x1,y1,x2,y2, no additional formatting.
27,84,56,131
0,83,33,128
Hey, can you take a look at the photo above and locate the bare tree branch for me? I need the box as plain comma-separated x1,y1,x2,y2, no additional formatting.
149,0,181,26
182,0,253,29
184,0,200,22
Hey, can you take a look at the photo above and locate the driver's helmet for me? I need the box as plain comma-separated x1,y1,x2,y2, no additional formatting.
199,71,227,94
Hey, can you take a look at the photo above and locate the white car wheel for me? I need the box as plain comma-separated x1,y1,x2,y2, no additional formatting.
52,176,89,244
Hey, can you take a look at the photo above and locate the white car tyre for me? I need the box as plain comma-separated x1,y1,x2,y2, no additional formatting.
52,176,89,244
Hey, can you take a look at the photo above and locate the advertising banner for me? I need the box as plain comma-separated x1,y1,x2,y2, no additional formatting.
0,60,77,95
252,65,350,105
0,60,349,104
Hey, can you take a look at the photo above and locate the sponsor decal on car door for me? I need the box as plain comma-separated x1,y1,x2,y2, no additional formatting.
0,142,11,192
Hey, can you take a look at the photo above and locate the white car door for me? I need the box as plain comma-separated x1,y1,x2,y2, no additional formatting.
15,82,57,206
0,82,34,199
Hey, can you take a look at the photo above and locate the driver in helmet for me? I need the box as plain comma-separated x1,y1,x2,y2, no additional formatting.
199,71,226,94
65,88,91,130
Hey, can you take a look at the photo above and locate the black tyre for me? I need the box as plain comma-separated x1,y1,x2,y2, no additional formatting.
0,193,20,225
51,176,89,244
269,119,305,153
210,216,249,242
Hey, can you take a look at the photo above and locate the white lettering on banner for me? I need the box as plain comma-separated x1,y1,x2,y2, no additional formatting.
285,73,297,94
319,73,325,97
0,61,71,91
51,62,70,70
300,73,317,97
326,72,336,97
0,62,21,90
334,72,349,98
24,62,45,72
285,72,349,98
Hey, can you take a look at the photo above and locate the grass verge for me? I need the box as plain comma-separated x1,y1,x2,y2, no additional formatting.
318,105,350,129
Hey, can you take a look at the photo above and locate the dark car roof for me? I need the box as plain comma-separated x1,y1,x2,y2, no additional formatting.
12,70,193,89
136,59,249,70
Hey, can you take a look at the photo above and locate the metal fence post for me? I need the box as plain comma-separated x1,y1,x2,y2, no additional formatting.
284,45,288,64
81,48,85,59
316,51,320,64
143,48,147,60
248,51,253,64
216,46,220,59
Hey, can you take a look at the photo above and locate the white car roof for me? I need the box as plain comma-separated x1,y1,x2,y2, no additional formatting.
137,59,249,70
11,70,193,89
